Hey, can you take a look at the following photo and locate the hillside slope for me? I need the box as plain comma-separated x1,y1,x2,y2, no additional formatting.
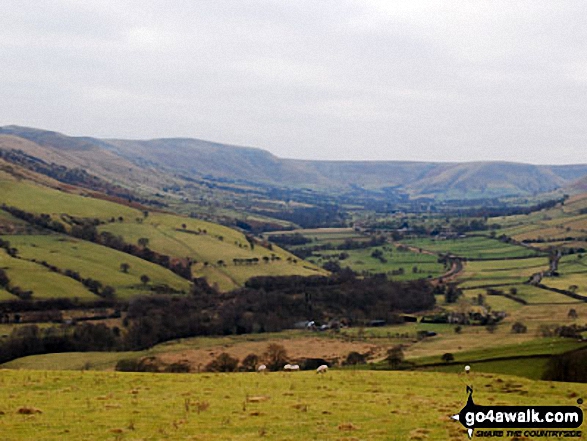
1,126,586,200
0,162,324,298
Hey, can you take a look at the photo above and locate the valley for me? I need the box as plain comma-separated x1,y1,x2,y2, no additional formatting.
0,126,586,439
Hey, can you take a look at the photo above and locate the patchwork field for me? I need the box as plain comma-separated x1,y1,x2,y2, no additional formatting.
1,155,587,441
0,247,96,300
266,228,447,280
0,171,325,294
2,234,192,299
402,236,542,260
495,196,587,250
98,213,324,291
412,338,587,379
309,246,446,281
458,257,548,286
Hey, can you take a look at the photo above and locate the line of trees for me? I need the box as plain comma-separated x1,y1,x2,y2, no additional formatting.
289,236,386,259
0,274,435,364
543,348,587,383
0,148,166,207
1,205,192,281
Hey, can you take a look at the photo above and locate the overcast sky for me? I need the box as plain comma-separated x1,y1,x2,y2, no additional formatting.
1,1,586,164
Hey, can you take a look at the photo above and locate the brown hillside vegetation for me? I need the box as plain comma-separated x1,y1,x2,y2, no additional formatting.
157,337,380,369
2,125,587,200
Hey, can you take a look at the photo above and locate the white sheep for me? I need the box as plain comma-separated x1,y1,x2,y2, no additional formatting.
316,364,328,374
283,364,292,371
257,364,267,373
290,364,300,371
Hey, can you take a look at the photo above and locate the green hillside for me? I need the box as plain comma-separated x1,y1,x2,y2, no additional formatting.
0,165,325,297
494,193,587,251
3,125,587,202
0,169,141,221
0,248,96,300
98,212,323,291
3,235,192,299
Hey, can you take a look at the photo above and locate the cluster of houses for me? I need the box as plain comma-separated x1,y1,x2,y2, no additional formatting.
293,315,420,331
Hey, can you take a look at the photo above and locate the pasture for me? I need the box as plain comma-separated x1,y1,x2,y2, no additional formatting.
0,369,584,440
495,197,587,250
0,247,96,300
0,171,141,221
99,213,324,292
2,234,192,299
402,236,541,259
269,228,448,281
411,338,587,379
264,227,363,243
542,254,587,295
457,257,548,287
309,245,446,281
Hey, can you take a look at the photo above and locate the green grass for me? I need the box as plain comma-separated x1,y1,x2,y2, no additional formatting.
0,369,584,440
413,338,587,379
403,236,541,259
0,171,325,292
0,209,27,226
511,284,584,304
420,357,550,380
540,254,587,295
99,212,325,291
0,248,96,300
0,171,141,221
463,285,581,307
265,228,368,249
495,197,587,246
266,228,362,241
412,338,585,366
457,257,548,286
340,322,456,340
463,289,526,311
4,234,192,299
543,274,587,296
0,286,16,301
309,246,445,280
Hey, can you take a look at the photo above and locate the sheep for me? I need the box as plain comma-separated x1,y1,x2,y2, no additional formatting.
283,364,292,371
316,364,328,374
257,364,267,373
290,364,300,371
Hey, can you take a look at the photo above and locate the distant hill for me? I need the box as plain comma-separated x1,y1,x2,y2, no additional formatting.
1,125,587,201
566,175,587,193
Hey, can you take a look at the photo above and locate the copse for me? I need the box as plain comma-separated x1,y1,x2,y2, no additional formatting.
0,274,435,365
206,353,239,372
264,343,289,371
543,348,587,383
2,205,193,281
0,268,9,287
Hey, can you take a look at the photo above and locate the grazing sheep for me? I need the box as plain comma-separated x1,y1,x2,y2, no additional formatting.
257,364,267,373
283,364,292,371
316,364,328,374
290,364,300,371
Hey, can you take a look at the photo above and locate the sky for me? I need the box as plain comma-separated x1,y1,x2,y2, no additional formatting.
1,1,586,164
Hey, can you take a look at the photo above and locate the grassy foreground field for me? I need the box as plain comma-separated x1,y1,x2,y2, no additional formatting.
0,369,585,440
